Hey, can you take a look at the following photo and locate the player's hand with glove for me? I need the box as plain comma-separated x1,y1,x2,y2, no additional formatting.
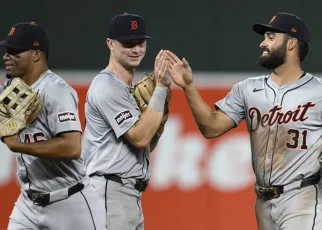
129,50,171,150
166,50,193,89
130,50,171,114
0,78,43,149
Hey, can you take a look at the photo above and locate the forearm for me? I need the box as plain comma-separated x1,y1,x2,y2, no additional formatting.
129,107,163,147
11,136,80,159
127,86,168,148
183,83,215,134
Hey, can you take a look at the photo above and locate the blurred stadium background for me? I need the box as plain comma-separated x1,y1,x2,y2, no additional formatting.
0,1,321,229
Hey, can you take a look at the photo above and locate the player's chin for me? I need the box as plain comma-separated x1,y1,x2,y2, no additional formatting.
127,60,142,68
259,55,270,63
5,72,15,79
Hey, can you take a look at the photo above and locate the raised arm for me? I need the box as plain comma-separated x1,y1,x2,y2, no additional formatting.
166,50,236,138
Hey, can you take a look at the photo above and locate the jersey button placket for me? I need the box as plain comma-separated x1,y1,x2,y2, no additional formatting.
264,126,277,185
276,90,282,104
267,90,282,184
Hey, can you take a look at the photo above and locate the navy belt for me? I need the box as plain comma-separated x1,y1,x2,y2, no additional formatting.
90,173,148,192
255,173,321,201
26,182,85,206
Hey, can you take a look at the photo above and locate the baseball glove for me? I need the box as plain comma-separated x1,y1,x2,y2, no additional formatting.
0,78,44,139
130,72,171,131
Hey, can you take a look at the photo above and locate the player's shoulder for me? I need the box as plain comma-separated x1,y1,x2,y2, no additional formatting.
304,73,322,92
244,74,268,83
41,70,77,95
233,74,269,89
91,69,124,88
89,69,128,96
309,73,322,84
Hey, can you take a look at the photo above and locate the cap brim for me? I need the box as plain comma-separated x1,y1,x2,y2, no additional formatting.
0,40,29,50
115,34,153,41
253,23,285,35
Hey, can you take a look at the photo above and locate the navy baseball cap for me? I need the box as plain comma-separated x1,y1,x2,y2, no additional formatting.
0,22,50,52
108,13,153,41
253,12,310,45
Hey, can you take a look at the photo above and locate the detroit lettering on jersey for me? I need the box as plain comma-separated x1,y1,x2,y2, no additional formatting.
214,73,322,186
249,102,316,131
58,112,76,123
115,110,133,125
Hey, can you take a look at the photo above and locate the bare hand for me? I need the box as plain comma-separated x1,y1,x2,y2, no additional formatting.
154,50,171,87
3,134,19,151
166,50,193,88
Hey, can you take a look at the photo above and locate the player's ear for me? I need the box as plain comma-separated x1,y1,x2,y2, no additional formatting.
288,37,297,50
106,38,114,51
32,50,41,62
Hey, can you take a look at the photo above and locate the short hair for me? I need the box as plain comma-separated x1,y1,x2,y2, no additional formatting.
284,33,309,62
43,51,49,62
298,40,309,62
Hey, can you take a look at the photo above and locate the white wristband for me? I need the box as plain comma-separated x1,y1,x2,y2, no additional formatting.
148,86,167,112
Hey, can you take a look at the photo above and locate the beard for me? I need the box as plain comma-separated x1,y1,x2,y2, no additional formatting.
5,73,15,79
259,40,287,70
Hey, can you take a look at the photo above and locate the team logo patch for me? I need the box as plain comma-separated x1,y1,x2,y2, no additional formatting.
58,112,77,123
115,110,133,125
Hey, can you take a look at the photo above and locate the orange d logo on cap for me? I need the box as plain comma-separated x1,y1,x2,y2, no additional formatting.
8,27,15,36
131,21,138,30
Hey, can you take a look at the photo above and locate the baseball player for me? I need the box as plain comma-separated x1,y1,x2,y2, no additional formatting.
82,13,171,230
166,12,322,230
0,22,104,230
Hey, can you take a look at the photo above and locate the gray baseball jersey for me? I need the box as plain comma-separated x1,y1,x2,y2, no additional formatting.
7,70,106,230
82,69,150,180
216,72,322,186
15,70,85,192
215,72,322,229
